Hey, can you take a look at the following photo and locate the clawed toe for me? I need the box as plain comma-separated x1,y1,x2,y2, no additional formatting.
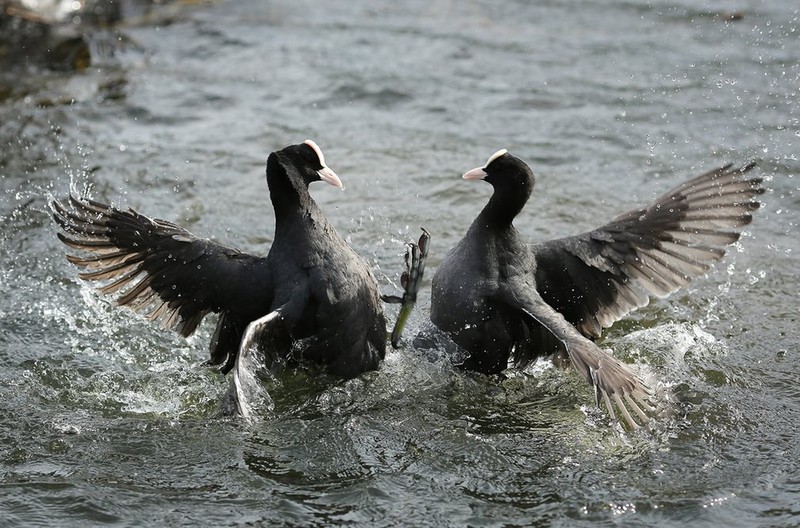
385,227,431,348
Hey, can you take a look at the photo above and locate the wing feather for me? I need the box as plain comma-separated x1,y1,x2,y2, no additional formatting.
532,163,764,337
52,194,274,355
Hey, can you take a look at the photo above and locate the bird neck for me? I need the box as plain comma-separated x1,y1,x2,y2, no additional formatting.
477,184,530,230
267,155,316,221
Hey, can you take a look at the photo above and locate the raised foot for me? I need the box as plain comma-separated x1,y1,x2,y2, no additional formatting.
382,227,430,348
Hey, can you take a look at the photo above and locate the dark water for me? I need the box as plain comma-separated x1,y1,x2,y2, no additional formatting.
1,0,799,526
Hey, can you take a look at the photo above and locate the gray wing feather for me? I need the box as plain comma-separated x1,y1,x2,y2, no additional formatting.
52,194,272,339
532,162,764,338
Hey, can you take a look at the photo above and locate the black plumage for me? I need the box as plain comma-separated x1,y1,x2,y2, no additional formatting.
431,150,763,427
52,140,387,386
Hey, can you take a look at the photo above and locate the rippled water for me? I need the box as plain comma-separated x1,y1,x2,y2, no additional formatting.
1,0,799,526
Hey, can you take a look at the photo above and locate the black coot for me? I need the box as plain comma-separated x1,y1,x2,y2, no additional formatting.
431,149,763,428
53,141,388,396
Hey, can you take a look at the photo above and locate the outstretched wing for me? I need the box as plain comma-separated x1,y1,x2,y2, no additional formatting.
531,162,764,338
495,282,653,429
52,194,273,340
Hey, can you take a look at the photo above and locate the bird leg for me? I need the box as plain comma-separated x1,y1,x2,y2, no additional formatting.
382,227,430,348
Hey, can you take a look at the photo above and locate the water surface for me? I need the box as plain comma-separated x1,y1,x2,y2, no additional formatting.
1,0,799,526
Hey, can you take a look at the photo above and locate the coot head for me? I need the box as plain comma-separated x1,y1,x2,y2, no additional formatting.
268,139,343,190
463,149,535,226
